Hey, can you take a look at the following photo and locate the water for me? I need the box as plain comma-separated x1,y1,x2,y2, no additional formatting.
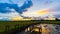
18,24,60,34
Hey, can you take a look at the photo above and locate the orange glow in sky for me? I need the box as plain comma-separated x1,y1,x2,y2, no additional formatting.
36,9,49,15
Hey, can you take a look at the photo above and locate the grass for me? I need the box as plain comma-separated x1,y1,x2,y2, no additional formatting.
0,20,40,32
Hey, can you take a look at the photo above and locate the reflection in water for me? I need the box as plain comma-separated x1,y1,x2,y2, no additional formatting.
25,27,30,32
18,24,60,34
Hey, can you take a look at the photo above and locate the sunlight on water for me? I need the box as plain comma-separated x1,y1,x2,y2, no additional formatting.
18,24,60,34
33,28,39,32
25,27,30,32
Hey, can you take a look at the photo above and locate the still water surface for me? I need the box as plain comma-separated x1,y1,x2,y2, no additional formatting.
18,24,60,34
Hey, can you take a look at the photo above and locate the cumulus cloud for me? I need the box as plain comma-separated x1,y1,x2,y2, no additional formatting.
0,0,33,20
0,0,33,14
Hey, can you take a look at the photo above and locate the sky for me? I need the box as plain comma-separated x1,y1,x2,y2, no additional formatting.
0,0,60,20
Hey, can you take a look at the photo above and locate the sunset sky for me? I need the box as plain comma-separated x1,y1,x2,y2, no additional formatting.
0,0,60,20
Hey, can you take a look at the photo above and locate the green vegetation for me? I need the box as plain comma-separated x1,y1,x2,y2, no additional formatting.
0,20,60,33
0,20,40,32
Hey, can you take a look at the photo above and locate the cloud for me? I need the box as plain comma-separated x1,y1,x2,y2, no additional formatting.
22,9,49,17
22,7,60,18
0,0,33,20
52,6,60,11
0,0,33,14
22,0,60,18
0,9,23,20
0,0,60,20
